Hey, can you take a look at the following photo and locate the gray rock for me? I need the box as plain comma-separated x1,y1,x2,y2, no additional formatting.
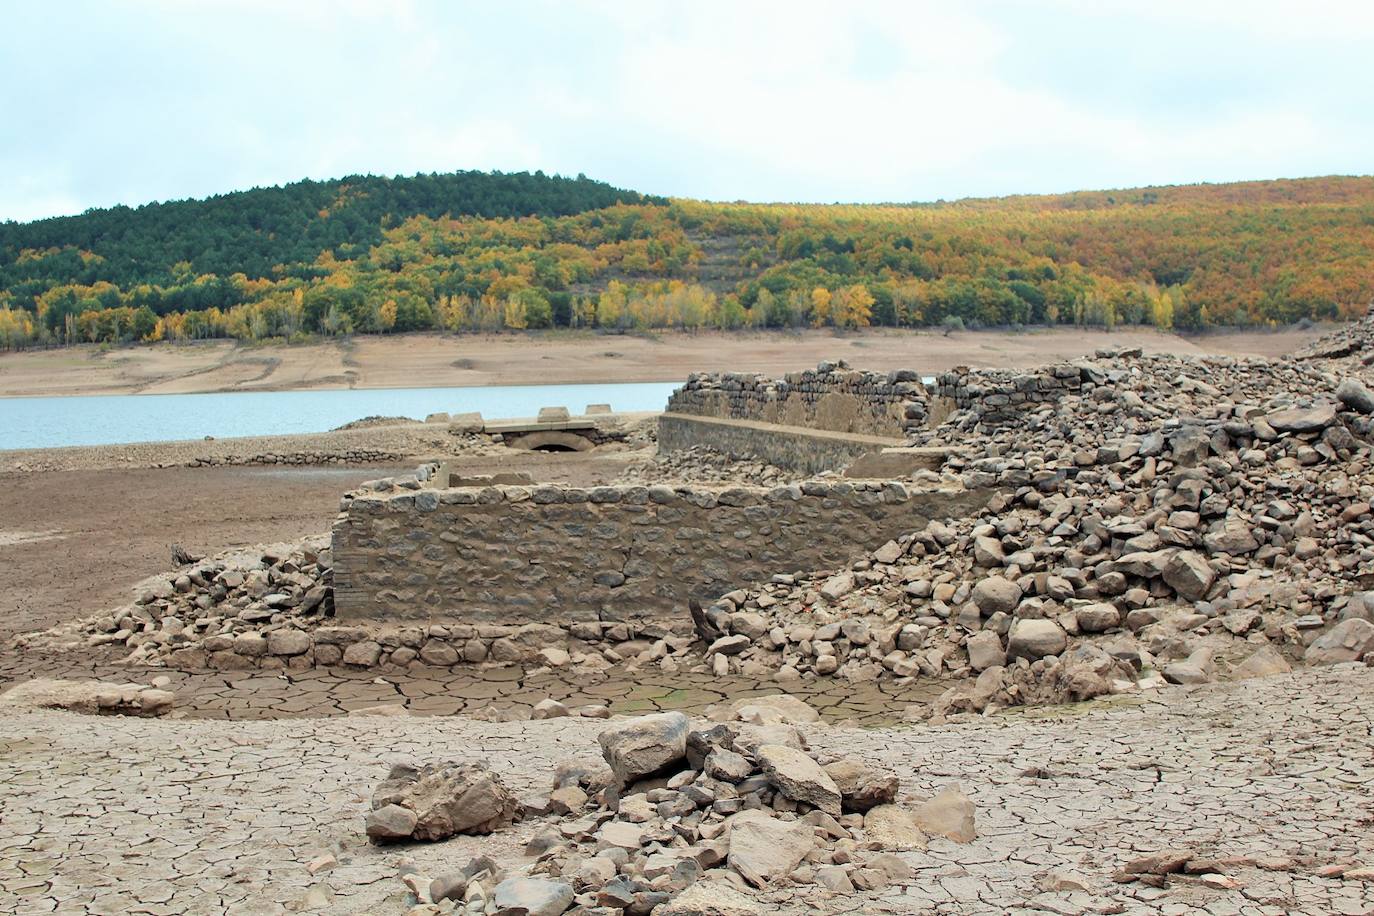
819,573,855,601
1075,603,1121,633
1006,619,1067,661
1264,403,1337,432
364,803,417,841
726,812,815,886
755,744,841,815
598,712,690,783
1163,550,1216,600
1163,647,1215,685
1305,618,1374,665
965,631,1006,671
823,757,899,812
704,748,753,782
1231,645,1292,680
266,629,311,656
492,877,574,916
971,576,1022,616
1336,378,1374,414
368,760,518,842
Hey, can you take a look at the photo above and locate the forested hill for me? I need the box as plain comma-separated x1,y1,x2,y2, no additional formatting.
0,171,660,289
1,172,1372,349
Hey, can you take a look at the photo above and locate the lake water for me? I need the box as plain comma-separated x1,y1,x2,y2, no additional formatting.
0,382,683,451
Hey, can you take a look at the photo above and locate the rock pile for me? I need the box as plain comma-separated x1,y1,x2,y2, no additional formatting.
680,350,1374,715
390,706,968,914
1295,306,1374,361
13,536,337,669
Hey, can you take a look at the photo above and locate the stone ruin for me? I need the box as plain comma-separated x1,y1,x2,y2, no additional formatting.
20,333,1374,712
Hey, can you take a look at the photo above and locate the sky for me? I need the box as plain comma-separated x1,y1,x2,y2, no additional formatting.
2,0,1373,222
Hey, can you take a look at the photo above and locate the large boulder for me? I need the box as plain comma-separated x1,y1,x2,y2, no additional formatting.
1006,619,1067,661
822,757,899,812
1264,403,1338,433
1163,550,1215,600
1337,379,1374,414
1202,520,1260,556
1074,603,1121,633
971,576,1022,616
755,744,841,815
598,712,690,784
492,878,574,916
1163,647,1215,685
1231,645,1292,680
1305,619,1374,665
726,812,815,886
366,760,518,842
965,631,1006,671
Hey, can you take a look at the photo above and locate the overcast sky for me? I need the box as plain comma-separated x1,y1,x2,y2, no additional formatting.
3,0,1372,222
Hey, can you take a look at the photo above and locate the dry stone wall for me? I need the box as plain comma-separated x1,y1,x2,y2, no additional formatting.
332,477,989,625
667,362,929,437
932,364,1084,428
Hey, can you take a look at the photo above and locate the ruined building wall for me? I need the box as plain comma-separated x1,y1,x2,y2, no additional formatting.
666,364,929,437
332,479,989,625
932,364,1083,427
656,414,903,477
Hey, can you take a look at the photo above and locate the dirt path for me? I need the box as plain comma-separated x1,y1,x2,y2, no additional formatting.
0,326,1329,398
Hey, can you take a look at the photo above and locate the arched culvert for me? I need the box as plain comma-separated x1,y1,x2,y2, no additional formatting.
506,431,596,452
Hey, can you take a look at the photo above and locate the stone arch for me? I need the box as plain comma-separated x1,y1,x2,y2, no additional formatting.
505,430,596,452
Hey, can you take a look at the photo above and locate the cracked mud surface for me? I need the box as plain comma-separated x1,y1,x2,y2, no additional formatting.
1,666,1370,915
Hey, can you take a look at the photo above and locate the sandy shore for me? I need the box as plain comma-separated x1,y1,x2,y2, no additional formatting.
0,325,1328,398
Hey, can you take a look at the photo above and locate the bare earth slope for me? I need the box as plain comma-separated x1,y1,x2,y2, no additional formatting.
0,326,1325,398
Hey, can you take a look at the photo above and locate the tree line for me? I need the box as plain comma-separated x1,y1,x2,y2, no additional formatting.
1,172,1371,350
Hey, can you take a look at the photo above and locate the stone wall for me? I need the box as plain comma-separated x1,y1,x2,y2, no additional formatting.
932,364,1084,428
332,478,989,625
666,362,929,437
657,413,902,476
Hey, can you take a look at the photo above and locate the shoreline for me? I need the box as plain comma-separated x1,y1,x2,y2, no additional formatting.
0,325,1331,399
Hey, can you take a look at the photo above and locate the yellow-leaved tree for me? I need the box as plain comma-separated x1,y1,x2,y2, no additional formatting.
809,287,832,327
832,284,874,329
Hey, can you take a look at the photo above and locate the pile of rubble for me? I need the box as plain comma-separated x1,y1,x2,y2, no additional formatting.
680,352,1374,715
370,700,969,914
1295,308,1374,362
13,537,337,669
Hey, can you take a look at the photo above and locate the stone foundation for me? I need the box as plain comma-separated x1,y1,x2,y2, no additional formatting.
331,477,990,625
656,413,903,475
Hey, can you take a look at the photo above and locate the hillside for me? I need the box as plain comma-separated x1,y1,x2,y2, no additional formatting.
1,172,1372,348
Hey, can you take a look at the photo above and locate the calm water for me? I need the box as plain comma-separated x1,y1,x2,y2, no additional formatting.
0,382,682,450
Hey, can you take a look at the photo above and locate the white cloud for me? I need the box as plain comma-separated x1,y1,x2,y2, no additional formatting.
2,0,1371,217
